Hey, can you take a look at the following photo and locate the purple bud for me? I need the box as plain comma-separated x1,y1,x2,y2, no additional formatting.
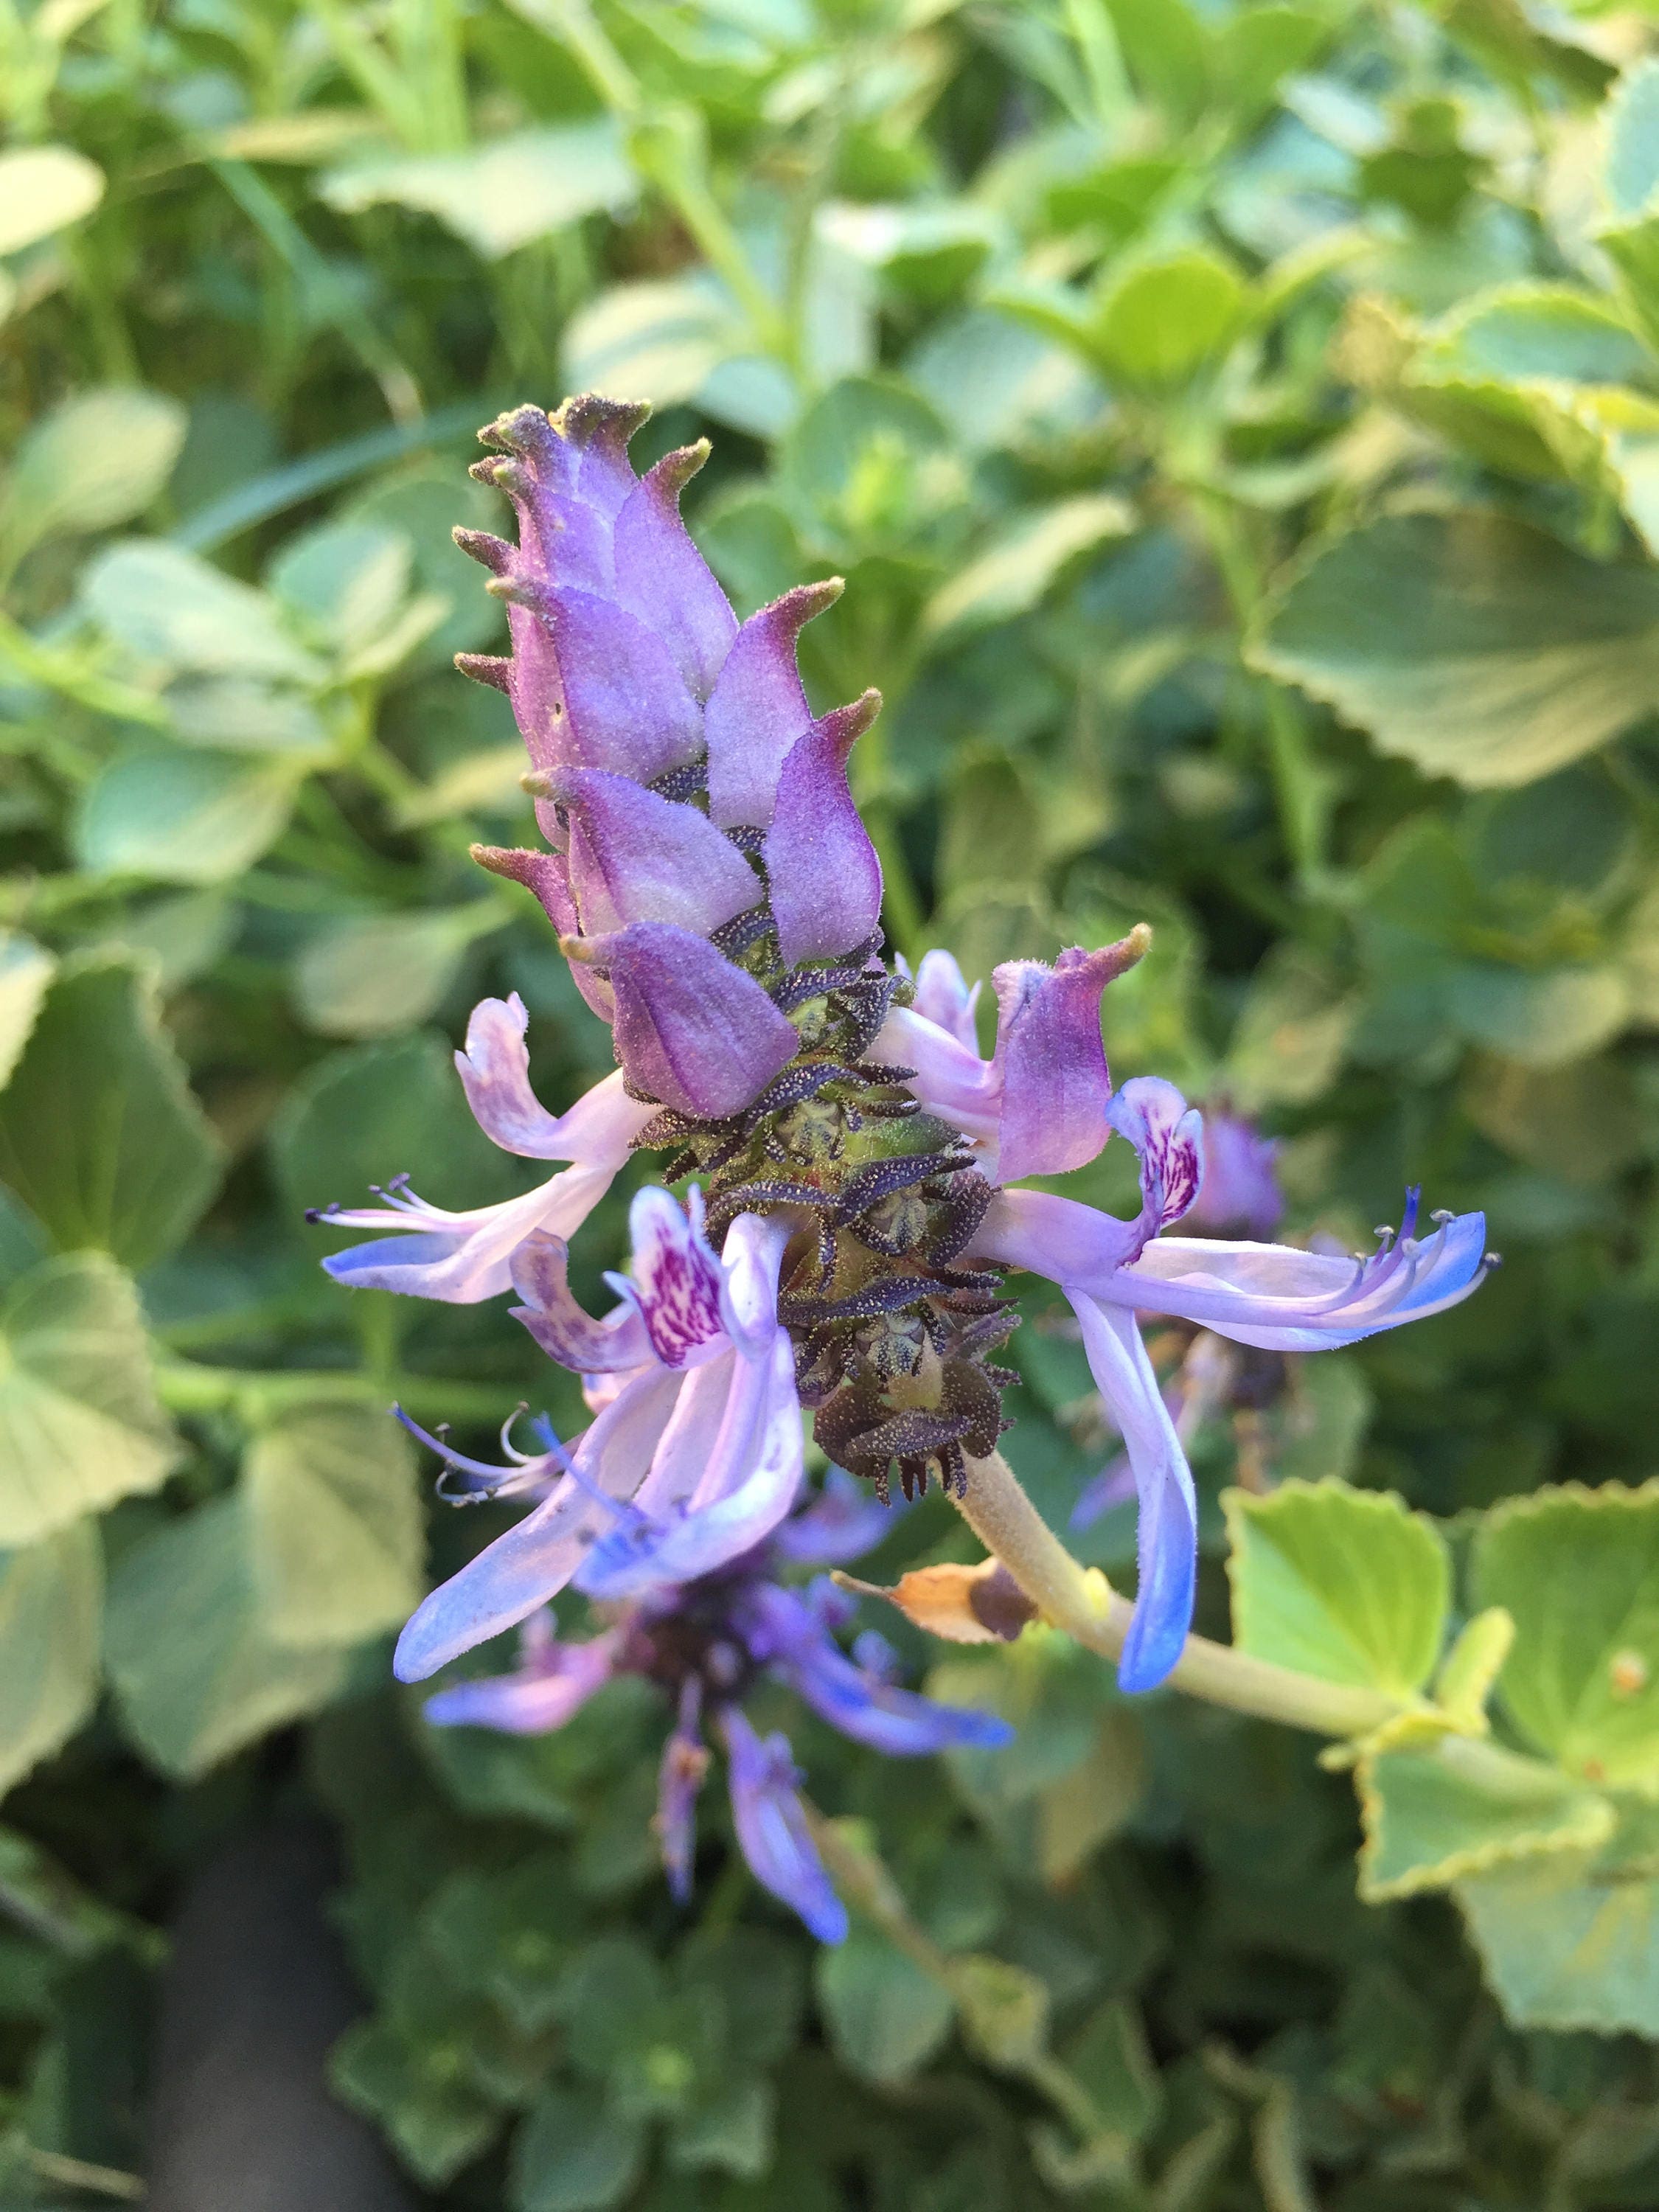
549,766,762,939
705,580,844,830
572,922,800,1119
765,691,885,967
992,931,1147,1185
538,586,703,783
611,444,737,700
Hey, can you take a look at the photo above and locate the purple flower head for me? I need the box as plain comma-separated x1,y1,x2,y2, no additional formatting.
418,1474,1010,1941
324,404,1494,1770
453,400,886,1124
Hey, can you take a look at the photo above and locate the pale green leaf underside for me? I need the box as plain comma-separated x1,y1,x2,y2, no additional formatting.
245,1400,422,1649
1253,510,1659,787
0,1253,179,1545
1226,1476,1449,1696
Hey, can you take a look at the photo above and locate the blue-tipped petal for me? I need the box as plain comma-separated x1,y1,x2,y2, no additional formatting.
721,1706,847,1944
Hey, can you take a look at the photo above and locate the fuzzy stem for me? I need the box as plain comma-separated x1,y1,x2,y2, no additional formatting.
956,1450,1399,1739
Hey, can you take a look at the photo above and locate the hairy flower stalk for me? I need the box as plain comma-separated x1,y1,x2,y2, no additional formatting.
313,392,1497,1835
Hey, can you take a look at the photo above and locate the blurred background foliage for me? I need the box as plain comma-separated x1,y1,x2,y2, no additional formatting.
6,0,1659,2203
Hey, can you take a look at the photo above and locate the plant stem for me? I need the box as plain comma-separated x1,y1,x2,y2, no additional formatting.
155,1357,523,1427
1189,487,1326,894
956,1450,1399,1739
804,1807,1118,2156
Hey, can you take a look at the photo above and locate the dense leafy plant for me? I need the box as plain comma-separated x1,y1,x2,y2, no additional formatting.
6,0,1659,2205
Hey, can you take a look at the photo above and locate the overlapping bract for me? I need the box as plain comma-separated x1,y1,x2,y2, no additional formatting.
457,397,884,1121
422,1472,1011,1941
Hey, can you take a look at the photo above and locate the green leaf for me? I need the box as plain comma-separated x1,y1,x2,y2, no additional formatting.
292,908,494,1038
1456,1801,1659,2034
0,389,187,565
814,1930,954,2084
1464,1051,1643,1185
510,2083,647,2212
319,122,636,258
1253,511,1659,787
1265,1354,1373,1489
669,2073,773,2179
1091,251,1244,388
0,1522,102,1795
81,540,320,681
1473,1479,1659,1787
266,520,413,653
105,1492,348,1778
0,958,223,1267
1599,62,1659,355
75,745,300,884
1355,1737,1614,1902
0,146,105,257
1228,945,1355,1107
244,1402,422,1649
330,2016,503,2185
0,1253,178,1545
0,936,53,1093
1225,1478,1450,1697
778,375,959,556
923,495,1135,638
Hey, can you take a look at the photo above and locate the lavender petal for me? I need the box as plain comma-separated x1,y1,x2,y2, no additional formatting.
765,692,886,967
720,1706,847,1944
392,1367,682,1682
991,936,1143,1183
611,444,738,700
1069,1292,1197,1694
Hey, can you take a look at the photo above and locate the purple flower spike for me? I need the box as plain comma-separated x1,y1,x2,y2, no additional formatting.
548,767,762,940
765,691,886,966
721,1706,847,1944
473,846,616,1021
705,580,844,830
611,444,738,698
992,932,1146,1183
574,922,801,1120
